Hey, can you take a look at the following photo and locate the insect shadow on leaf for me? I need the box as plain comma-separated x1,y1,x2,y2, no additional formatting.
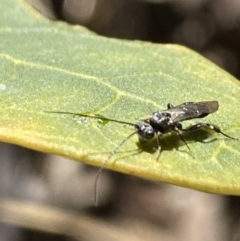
45,100,238,206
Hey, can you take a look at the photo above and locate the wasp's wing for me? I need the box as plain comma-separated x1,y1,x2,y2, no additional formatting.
165,101,219,123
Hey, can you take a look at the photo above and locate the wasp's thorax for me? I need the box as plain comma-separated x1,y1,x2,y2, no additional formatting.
149,111,176,134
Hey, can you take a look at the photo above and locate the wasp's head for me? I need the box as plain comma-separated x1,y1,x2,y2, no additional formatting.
135,122,155,143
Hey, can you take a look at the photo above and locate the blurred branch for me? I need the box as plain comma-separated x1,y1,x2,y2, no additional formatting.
0,198,145,241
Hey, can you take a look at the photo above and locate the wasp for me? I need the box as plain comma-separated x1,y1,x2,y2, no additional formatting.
46,101,237,205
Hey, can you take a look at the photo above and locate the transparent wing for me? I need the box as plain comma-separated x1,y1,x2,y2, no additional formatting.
164,101,219,123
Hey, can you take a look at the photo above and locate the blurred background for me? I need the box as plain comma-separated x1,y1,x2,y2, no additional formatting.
1,0,240,240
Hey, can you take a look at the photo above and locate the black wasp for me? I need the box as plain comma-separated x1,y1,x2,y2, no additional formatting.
46,100,237,206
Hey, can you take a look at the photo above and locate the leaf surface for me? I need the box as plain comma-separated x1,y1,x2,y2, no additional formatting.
1,0,240,196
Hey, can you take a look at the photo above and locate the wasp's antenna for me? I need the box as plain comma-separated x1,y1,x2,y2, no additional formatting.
45,110,137,206
44,111,135,126
94,131,137,207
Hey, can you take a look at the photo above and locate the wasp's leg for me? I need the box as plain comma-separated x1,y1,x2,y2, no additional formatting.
156,133,163,160
185,122,238,140
167,103,174,109
138,137,148,144
173,125,190,151
176,122,183,130
139,133,163,160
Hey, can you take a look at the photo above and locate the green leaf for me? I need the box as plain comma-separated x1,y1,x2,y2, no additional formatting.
1,0,240,196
